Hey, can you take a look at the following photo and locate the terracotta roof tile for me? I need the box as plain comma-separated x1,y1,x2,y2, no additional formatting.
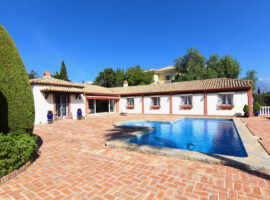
40,86,84,93
30,77,84,88
33,78,251,95
110,78,251,95
83,84,115,95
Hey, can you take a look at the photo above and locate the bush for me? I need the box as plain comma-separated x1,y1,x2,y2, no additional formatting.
253,102,261,111
243,105,250,113
0,130,37,177
0,25,35,133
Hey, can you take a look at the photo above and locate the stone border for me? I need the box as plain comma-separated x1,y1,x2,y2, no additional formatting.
106,117,270,173
0,154,36,185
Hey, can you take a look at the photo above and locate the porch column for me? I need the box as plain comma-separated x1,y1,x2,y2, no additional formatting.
85,97,88,116
170,93,172,115
53,94,56,120
116,99,119,113
204,92,208,116
68,95,71,118
248,87,253,117
142,95,144,114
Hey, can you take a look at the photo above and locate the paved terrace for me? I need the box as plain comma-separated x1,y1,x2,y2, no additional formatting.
1,114,270,200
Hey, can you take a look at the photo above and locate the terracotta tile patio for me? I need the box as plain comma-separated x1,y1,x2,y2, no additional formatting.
1,114,270,200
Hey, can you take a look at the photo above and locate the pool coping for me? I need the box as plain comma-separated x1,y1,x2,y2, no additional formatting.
105,117,270,173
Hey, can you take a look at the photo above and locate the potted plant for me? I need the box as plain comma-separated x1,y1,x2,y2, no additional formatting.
243,105,250,118
47,110,54,124
77,108,82,120
253,102,260,117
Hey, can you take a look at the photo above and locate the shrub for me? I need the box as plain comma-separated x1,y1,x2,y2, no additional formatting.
253,102,261,111
243,105,250,113
0,130,37,177
0,24,35,133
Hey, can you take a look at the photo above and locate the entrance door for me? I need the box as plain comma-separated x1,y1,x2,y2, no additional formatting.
55,95,69,118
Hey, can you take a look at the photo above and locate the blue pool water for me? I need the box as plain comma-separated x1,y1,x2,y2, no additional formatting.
122,118,247,157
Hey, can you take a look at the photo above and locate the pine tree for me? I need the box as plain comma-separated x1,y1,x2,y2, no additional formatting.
0,25,35,133
60,60,69,81
257,87,261,94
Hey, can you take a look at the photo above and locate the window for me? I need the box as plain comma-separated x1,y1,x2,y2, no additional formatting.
127,98,134,106
151,97,160,106
219,94,233,105
55,95,69,117
165,74,171,81
181,96,192,106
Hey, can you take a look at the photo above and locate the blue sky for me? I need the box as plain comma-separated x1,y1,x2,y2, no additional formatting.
1,0,270,83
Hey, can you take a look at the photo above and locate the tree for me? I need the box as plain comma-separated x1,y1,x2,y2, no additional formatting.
257,87,261,94
174,48,206,81
93,68,116,87
115,68,125,87
125,65,153,86
242,70,258,91
28,70,39,79
173,48,242,82
53,60,69,81
0,25,35,133
219,55,241,79
60,60,69,81
53,71,61,79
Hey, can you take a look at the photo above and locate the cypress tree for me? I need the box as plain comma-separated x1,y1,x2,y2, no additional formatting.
60,60,69,81
0,25,35,133
257,87,261,94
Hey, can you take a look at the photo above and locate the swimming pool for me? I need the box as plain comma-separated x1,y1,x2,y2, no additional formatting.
122,118,248,157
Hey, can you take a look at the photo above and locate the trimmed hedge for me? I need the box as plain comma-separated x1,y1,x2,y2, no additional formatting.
253,94,270,106
0,24,35,133
0,130,37,177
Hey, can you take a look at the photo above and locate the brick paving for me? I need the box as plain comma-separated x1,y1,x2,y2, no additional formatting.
242,117,270,155
0,114,270,200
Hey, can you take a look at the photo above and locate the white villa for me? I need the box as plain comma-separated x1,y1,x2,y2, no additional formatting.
30,71,253,125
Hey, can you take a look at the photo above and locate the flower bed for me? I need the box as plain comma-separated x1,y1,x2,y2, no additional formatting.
126,106,135,109
151,106,161,110
218,105,234,110
180,105,193,110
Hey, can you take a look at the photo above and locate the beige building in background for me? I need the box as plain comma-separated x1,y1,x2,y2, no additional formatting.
145,66,177,84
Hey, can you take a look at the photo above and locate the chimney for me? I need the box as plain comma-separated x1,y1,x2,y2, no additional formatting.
44,71,51,78
123,80,128,87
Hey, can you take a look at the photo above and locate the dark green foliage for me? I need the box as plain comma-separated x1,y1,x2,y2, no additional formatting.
125,65,153,86
257,87,261,94
253,94,270,106
0,130,37,177
243,105,250,113
242,70,258,91
94,66,154,88
28,70,39,79
173,48,242,82
174,48,207,81
94,68,116,87
53,60,69,81
0,24,35,133
60,60,68,81
219,55,241,79
253,101,260,111
115,68,125,87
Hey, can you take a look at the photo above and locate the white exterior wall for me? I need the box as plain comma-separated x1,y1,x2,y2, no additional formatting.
144,95,170,114
119,96,142,114
70,94,85,119
32,85,54,125
207,91,248,116
172,94,204,115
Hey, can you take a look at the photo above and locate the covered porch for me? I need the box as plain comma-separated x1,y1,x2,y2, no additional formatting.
85,96,120,115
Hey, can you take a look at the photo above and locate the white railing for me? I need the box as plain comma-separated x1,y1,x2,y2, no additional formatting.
260,106,270,115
